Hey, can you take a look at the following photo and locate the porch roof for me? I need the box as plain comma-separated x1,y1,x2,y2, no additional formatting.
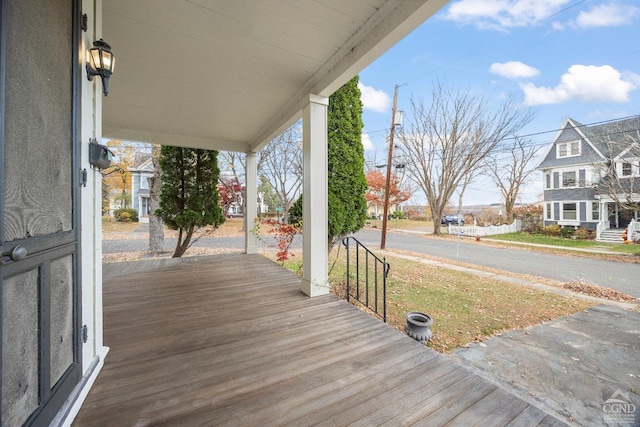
101,0,447,153
73,254,564,425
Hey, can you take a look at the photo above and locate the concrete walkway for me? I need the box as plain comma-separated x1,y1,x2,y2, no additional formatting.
449,305,640,427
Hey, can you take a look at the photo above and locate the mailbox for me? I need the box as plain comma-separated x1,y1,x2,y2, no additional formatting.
89,142,114,169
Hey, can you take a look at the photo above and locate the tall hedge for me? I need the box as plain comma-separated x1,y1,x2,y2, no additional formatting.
157,146,225,257
327,76,368,249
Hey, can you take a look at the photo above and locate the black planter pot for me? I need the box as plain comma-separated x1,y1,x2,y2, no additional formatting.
405,311,433,343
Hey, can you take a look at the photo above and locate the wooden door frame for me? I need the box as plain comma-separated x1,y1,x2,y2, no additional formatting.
0,0,83,424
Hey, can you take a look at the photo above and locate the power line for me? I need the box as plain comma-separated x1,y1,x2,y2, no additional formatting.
503,115,640,142
537,0,587,22
392,114,640,156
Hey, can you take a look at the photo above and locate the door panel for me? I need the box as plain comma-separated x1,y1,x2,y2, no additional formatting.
1,269,39,427
2,0,73,242
50,254,75,387
1,0,81,425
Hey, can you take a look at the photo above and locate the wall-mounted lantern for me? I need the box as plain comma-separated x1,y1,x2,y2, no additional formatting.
89,140,114,169
86,39,115,96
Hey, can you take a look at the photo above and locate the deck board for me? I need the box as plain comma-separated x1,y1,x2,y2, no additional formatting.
73,254,565,426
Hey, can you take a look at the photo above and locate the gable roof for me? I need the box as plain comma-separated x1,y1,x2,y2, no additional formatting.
130,153,153,172
537,115,640,170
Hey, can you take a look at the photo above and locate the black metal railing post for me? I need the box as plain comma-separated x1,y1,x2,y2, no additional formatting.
345,237,351,303
342,236,390,323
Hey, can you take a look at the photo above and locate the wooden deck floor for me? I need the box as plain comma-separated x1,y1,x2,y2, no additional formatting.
73,254,566,426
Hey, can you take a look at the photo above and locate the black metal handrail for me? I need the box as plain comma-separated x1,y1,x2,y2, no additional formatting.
342,236,390,323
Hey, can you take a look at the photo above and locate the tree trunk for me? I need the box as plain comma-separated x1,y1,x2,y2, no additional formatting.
432,204,444,235
505,196,516,224
173,226,194,257
148,145,164,254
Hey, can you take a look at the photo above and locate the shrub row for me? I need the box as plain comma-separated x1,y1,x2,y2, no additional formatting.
539,223,593,240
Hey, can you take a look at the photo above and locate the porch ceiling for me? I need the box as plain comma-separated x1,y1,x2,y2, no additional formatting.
101,0,447,153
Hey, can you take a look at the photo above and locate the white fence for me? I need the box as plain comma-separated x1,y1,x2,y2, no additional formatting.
447,219,522,237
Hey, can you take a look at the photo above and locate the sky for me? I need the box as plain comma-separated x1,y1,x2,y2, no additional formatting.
357,0,640,206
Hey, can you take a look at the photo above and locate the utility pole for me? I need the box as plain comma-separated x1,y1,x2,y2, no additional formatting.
381,84,401,250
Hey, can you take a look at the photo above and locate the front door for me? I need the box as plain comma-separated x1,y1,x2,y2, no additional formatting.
1,0,82,425
619,208,637,228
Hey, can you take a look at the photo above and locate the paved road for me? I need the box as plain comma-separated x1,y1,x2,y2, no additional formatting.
103,228,639,298
103,235,247,253
353,229,640,299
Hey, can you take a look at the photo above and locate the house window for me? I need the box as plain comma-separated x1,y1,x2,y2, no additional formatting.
141,197,150,215
546,203,552,220
562,203,577,220
140,175,150,190
545,173,551,189
622,162,632,177
562,171,576,187
557,140,581,158
591,169,600,185
591,202,599,221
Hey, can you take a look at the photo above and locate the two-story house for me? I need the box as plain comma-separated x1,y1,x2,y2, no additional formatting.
130,153,154,223
537,116,640,241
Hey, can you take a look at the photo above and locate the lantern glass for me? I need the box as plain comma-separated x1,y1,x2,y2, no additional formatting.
102,50,114,73
90,48,102,70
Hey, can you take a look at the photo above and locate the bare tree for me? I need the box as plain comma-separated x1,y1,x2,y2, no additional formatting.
485,137,539,223
148,144,164,254
398,82,534,234
259,123,303,222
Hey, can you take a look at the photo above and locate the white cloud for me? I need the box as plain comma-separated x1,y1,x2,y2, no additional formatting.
442,0,572,30
489,61,540,78
520,64,638,105
574,3,638,28
361,133,374,151
358,82,391,113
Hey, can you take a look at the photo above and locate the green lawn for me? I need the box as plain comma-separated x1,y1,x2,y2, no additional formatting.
265,249,593,353
484,232,640,255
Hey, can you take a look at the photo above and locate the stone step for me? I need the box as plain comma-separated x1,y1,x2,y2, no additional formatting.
597,230,625,243
597,237,624,243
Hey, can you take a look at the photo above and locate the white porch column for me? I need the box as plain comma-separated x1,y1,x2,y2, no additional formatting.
245,152,258,254
302,94,329,296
